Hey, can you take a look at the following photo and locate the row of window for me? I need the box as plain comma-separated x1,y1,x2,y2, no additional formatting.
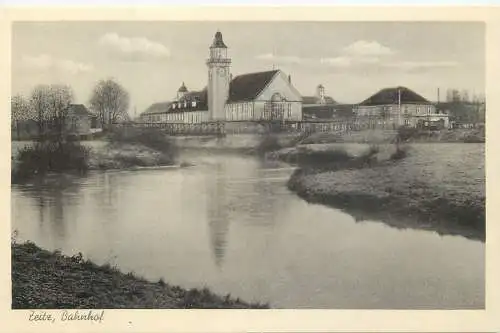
263,102,293,120
226,103,254,121
145,112,206,123
172,101,198,109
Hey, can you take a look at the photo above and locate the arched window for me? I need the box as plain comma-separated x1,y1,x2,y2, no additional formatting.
269,92,285,120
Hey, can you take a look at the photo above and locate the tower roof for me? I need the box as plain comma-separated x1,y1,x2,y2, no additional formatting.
178,82,188,92
211,31,227,48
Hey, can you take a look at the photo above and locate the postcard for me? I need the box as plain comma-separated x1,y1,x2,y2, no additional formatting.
1,6,499,333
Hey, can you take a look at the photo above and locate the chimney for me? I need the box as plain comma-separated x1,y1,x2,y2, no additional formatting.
288,75,291,83
437,88,440,103
230,73,233,81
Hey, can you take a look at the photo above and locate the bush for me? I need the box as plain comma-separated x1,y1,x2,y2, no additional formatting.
396,126,420,142
390,144,409,160
256,134,282,155
297,148,351,166
12,140,90,182
107,127,178,158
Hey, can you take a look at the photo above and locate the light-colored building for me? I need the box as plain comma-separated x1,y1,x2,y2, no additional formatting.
141,31,303,124
354,86,449,129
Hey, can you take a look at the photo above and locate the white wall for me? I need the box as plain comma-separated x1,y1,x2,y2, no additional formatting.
256,71,302,103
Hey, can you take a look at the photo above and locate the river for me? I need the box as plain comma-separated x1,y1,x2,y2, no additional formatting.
11,150,484,309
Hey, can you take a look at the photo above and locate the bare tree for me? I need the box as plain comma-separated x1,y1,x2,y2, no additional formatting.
461,90,470,103
29,84,74,140
47,84,74,141
11,94,32,140
89,79,130,130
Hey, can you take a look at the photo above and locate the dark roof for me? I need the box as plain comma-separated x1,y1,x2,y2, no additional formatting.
211,31,227,48
303,103,354,119
178,88,207,103
228,70,279,102
178,82,188,92
360,86,431,106
302,95,337,105
67,104,92,117
143,102,172,115
168,88,208,112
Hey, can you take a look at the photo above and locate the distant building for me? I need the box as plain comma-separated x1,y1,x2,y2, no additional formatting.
302,84,339,119
354,86,449,129
11,104,101,140
65,104,101,137
141,31,303,124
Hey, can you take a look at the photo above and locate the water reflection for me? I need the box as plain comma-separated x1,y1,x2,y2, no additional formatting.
205,162,231,267
14,176,83,250
11,151,485,309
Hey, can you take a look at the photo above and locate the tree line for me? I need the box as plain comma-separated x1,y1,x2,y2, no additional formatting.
441,88,485,124
11,79,130,140
444,88,485,104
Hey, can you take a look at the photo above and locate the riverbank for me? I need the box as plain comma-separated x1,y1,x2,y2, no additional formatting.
285,143,485,242
12,241,268,309
11,128,180,183
300,127,485,144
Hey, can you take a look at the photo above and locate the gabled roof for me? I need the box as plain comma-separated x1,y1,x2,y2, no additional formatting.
360,86,431,106
228,70,279,102
142,102,172,115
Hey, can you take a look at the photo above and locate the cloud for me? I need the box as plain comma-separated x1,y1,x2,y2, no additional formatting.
99,33,170,60
319,57,351,68
383,60,460,71
21,54,93,74
342,40,394,57
255,53,304,64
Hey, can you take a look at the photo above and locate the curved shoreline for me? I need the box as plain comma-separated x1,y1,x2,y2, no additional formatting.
12,242,268,309
287,166,485,242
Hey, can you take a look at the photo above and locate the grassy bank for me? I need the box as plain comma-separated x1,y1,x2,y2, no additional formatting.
12,241,268,309
286,143,485,242
300,127,485,145
11,128,179,183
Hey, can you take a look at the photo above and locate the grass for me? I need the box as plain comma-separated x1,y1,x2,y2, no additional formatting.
107,126,178,158
287,143,485,241
11,241,269,309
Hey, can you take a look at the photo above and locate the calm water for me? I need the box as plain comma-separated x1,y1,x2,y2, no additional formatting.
11,148,484,309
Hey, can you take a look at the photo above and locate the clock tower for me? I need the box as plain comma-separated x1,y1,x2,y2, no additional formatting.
206,31,231,121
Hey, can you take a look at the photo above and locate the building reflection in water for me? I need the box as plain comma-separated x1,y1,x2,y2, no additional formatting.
25,177,82,250
205,161,231,268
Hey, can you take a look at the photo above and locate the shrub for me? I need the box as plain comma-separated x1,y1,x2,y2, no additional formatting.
390,144,409,160
297,148,351,166
396,126,420,142
107,127,178,158
12,140,90,182
256,134,282,155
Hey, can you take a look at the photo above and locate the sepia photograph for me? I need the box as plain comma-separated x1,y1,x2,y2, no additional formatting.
7,15,490,319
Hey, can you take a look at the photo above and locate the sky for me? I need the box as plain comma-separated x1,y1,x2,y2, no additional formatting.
11,21,485,115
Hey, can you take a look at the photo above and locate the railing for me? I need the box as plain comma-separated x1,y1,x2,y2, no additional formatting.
122,118,400,135
117,121,226,136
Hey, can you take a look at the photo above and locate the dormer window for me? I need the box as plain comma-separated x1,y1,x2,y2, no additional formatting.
172,104,176,109
184,102,188,108
192,101,197,107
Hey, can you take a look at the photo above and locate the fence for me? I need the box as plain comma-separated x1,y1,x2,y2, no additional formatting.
121,118,400,136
